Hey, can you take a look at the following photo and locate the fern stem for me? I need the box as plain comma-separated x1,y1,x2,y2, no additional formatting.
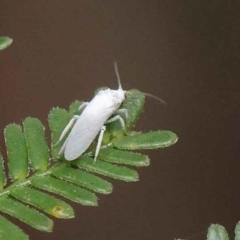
0,170,52,197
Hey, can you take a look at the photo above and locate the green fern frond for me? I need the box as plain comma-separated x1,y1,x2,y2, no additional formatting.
0,89,178,239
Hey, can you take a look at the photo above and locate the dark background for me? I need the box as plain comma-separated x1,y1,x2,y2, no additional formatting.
1,1,240,240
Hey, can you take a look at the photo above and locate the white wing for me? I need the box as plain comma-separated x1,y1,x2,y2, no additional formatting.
64,115,105,160
64,89,124,160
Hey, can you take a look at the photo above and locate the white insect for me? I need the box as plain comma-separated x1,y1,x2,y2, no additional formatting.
56,62,128,162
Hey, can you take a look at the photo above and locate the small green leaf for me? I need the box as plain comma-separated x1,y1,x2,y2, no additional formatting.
207,224,229,240
235,221,240,240
0,37,13,51
52,165,113,194
74,156,139,182
23,118,50,171
31,175,98,206
123,90,145,131
0,214,29,240
48,108,69,158
4,124,28,181
10,187,74,219
113,130,178,150
0,151,6,191
98,148,150,167
69,100,83,118
0,197,53,232
106,90,145,137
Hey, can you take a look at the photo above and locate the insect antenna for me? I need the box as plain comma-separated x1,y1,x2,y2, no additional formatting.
113,62,164,104
114,61,123,90
142,92,166,105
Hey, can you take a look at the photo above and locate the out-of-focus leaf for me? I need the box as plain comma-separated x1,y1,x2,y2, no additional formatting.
207,224,229,240
0,37,12,51
235,221,240,240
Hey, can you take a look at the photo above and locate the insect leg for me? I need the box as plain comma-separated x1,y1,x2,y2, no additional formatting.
78,102,89,112
94,126,106,163
54,115,79,146
115,108,128,119
105,115,125,129
58,136,69,155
